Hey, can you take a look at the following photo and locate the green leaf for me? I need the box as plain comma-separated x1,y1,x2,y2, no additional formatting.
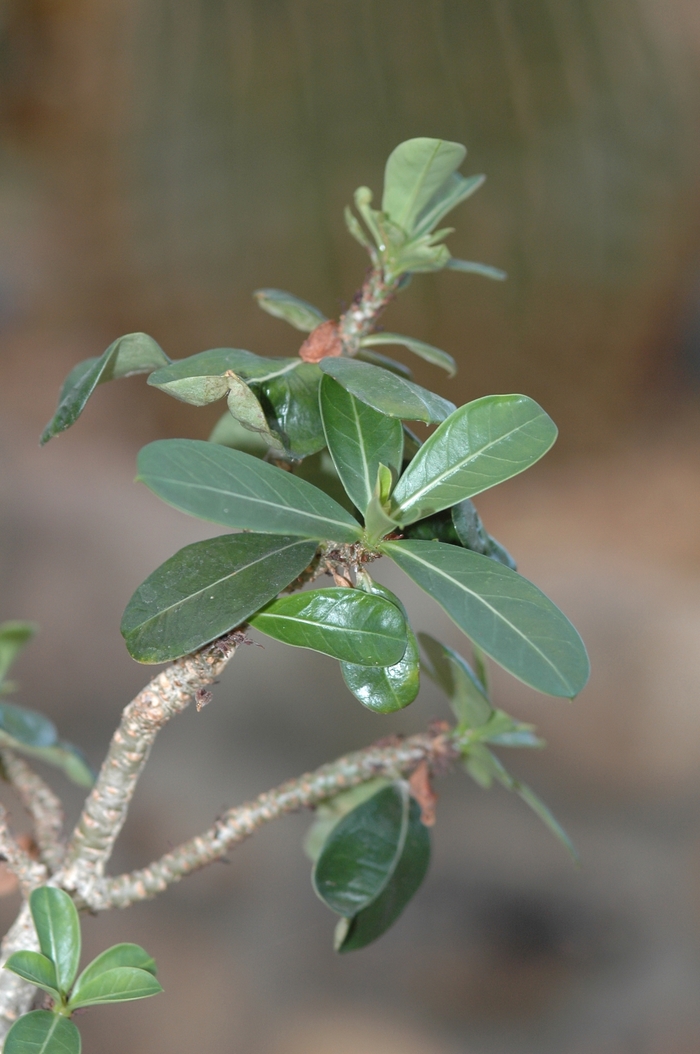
121,533,317,663
41,334,168,444
257,362,326,459
319,359,454,424
355,348,413,378
253,288,327,332
74,944,156,994
148,348,299,405
418,633,491,728
412,172,485,237
30,888,80,995
4,952,61,1003
336,796,430,952
250,588,408,666
0,622,38,684
313,782,409,916
341,579,420,712
208,412,271,457
304,779,392,862
452,500,517,570
360,334,456,377
137,440,362,542
382,540,590,698
68,967,162,1010
225,374,284,451
5,1011,81,1054
0,702,57,748
390,396,556,527
320,375,403,515
391,395,558,525
382,138,467,233
446,258,507,280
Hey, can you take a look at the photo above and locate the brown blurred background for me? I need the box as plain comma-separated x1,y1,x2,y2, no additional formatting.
2,2,700,1051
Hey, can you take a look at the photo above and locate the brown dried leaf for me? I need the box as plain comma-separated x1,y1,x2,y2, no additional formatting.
298,320,343,363
408,760,438,826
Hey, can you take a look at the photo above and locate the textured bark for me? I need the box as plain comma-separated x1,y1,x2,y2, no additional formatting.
89,728,458,911
60,635,240,902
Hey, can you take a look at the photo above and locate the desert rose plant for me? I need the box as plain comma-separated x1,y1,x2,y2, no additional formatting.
0,138,588,1052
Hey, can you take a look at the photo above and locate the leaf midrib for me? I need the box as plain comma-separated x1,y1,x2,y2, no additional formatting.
148,466,359,537
393,411,542,515
128,540,310,631
386,544,572,692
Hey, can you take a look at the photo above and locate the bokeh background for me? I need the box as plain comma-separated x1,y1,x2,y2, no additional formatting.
2,2,700,1051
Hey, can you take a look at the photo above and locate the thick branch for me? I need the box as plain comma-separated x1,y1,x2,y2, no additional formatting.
0,751,64,872
0,903,39,1043
338,267,401,354
61,634,240,896
88,726,458,911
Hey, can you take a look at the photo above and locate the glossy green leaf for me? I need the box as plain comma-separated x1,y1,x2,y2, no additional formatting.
419,633,492,728
336,796,430,952
313,782,409,915
250,588,407,666
253,288,327,332
208,412,270,457
391,395,558,525
360,334,456,377
320,375,403,514
74,944,156,994
68,967,162,1010
41,333,168,444
452,500,516,570
303,779,392,863
4,951,61,1003
0,622,38,684
137,440,362,542
257,362,326,459
30,888,80,995
319,358,454,424
225,374,284,451
382,540,590,698
0,702,57,748
5,1011,81,1054
355,348,413,379
148,348,299,404
122,533,317,663
382,138,466,232
412,172,485,237
341,579,419,712
446,258,507,280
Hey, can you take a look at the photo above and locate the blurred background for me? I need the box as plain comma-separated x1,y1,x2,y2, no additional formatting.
2,1,700,1051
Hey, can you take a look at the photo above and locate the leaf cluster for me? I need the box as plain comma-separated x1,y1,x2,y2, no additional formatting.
4,888,161,1053
35,136,590,962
